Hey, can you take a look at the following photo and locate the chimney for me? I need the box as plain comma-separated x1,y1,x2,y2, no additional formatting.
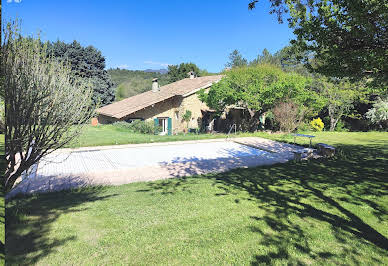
188,71,195,79
152,78,159,92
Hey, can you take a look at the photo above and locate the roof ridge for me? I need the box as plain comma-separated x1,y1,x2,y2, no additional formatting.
97,74,224,119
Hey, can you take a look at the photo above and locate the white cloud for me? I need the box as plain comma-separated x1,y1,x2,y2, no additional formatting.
117,64,130,69
144,60,170,68
7,0,22,3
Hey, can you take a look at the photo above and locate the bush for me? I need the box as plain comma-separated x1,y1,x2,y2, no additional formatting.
113,120,160,134
297,122,312,132
310,118,324,131
335,120,349,132
366,97,388,124
273,99,304,133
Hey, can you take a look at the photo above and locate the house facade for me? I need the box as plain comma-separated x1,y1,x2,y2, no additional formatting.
96,73,223,135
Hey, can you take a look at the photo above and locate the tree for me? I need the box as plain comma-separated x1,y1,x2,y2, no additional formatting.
248,0,388,87
1,23,94,191
199,64,324,131
317,77,359,131
250,48,279,66
182,110,192,132
167,62,201,83
225,49,248,68
47,40,115,106
273,99,305,132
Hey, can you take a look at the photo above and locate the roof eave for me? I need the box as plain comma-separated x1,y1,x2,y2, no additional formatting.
181,78,222,97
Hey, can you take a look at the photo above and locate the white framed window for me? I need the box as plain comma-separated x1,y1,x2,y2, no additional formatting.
175,111,179,120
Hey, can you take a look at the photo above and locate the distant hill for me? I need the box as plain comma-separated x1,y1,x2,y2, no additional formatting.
107,68,170,101
143,69,168,74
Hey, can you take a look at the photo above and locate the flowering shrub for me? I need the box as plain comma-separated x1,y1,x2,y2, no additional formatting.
366,97,388,124
310,118,324,131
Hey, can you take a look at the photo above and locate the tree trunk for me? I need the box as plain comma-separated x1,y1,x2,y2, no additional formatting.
5,166,25,192
330,118,337,131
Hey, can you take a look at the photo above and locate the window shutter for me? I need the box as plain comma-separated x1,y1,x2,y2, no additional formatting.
167,117,172,135
154,118,159,135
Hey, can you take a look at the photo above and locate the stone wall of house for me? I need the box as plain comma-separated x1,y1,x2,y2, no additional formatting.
97,91,210,134
177,92,210,132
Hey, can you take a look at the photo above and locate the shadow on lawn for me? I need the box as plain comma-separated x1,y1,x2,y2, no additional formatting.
6,186,118,265
0,139,5,265
142,143,388,264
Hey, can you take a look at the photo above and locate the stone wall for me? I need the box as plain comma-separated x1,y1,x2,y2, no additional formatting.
97,92,210,134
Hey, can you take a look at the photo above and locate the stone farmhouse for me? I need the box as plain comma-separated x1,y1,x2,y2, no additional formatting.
96,72,224,135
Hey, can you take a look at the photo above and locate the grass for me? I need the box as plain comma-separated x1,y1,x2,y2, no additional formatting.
70,124,386,149
67,124,229,148
6,132,388,265
0,134,4,266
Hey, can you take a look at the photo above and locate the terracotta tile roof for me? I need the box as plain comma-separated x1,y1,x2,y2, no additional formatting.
96,75,223,119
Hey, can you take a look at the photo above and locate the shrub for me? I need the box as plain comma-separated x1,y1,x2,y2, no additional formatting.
335,120,349,132
113,120,160,134
297,122,312,132
366,97,388,124
310,118,324,131
273,99,304,133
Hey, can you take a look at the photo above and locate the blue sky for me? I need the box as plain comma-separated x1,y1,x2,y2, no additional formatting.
3,0,294,72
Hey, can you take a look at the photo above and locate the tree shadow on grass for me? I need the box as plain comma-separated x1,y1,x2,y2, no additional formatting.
6,186,118,265
0,138,5,266
140,143,388,264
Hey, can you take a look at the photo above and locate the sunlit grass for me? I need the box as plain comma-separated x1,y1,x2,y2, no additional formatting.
6,132,388,265
69,124,387,149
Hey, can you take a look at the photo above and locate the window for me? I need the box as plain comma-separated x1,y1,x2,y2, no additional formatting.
175,111,179,120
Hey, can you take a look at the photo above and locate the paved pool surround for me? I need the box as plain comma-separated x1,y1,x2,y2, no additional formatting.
7,137,306,198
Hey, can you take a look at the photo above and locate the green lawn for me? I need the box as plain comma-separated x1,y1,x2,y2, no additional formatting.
67,124,229,148
0,134,4,266
70,124,387,149
6,132,388,265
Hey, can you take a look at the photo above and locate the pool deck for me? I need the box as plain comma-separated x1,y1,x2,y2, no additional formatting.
7,137,306,198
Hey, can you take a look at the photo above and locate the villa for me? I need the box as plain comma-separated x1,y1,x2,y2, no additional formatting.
96,72,223,135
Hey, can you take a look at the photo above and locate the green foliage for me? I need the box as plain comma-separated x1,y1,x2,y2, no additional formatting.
310,118,324,132
225,49,248,68
249,0,388,87
200,64,324,117
182,110,192,123
366,97,388,124
273,99,304,132
113,120,160,134
1,22,94,191
167,63,201,83
46,40,115,106
315,77,360,131
108,69,170,101
250,48,280,66
334,120,349,132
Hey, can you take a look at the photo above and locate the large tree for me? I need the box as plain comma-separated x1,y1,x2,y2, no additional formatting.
249,0,388,87
225,49,248,69
167,62,201,83
318,78,359,131
199,64,324,131
1,23,94,191
47,40,115,106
